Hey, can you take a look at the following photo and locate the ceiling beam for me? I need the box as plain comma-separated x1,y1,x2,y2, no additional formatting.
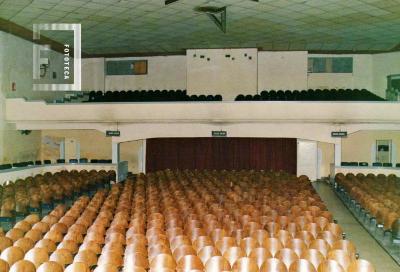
0,18,89,57
165,0,180,5
84,50,187,58
206,7,227,33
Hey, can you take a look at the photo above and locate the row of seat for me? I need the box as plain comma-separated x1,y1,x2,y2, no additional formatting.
0,170,115,217
336,173,399,232
235,89,385,101
86,90,223,102
341,162,400,167
0,159,113,171
80,88,385,103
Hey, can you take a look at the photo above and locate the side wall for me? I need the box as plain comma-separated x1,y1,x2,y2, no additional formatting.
342,130,400,164
0,31,65,163
373,52,400,98
81,50,400,99
307,54,373,91
41,130,112,162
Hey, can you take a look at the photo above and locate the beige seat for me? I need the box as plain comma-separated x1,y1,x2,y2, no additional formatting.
1,246,25,266
24,247,49,268
37,261,64,272
260,258,288,272
9,260,36,272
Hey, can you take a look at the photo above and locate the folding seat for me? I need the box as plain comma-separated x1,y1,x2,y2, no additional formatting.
190,95,199,101
253,94,261,101
275,248,298,270
88,91,96,102
260,258,287,272
287,238,307,257
119,90,127,102
223,246,245,267
314,89,323,100
214,94,223,101
288,259,316,272
37,261,64,272
232,257,259,272
318,259,345,272
260,91,269,100
205,256,231,272
216,237,236,254
277,90,285,100
175,90,183,100
0,164,12,170
104,91,113,102
236,94,245,101
206,95,215,101
65,262,91,272
300,249,324,271
307,89,315,101
291,90,300,101
177,255,204,271
126,90,134,101
24,247,49,268
240,237,259,256
132,90,140,101
198,246,220,265
244,95,253,101
269,90,277,100
299,90,307,101
261,238,283,257
347,259,375,272
331,240,356,259
327,249,351,271
284,90,293,101
172,245,196,263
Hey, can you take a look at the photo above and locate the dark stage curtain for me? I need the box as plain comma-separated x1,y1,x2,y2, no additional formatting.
146,138,297,174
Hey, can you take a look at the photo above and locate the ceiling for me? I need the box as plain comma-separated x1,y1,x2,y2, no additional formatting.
0,0,400,55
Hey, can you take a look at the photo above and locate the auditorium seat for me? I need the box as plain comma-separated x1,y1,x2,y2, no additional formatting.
235,89,385,102
0,164,12,170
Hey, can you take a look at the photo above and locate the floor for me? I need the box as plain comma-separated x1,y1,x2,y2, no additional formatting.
313,181,400,272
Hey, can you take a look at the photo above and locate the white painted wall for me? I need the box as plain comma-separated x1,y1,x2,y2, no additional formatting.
307,54,373,92
105,56,187,91
297,139,318,181
258,51,308,91
373,52,400,98
187,48,258,100
82,58,105,91
0,31,66,164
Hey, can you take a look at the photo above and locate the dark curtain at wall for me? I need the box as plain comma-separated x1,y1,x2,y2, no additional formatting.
146,138,297,174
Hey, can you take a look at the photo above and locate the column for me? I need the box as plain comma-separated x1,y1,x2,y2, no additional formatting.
112,142,120,164
334,140,341,167
137,139,146,173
